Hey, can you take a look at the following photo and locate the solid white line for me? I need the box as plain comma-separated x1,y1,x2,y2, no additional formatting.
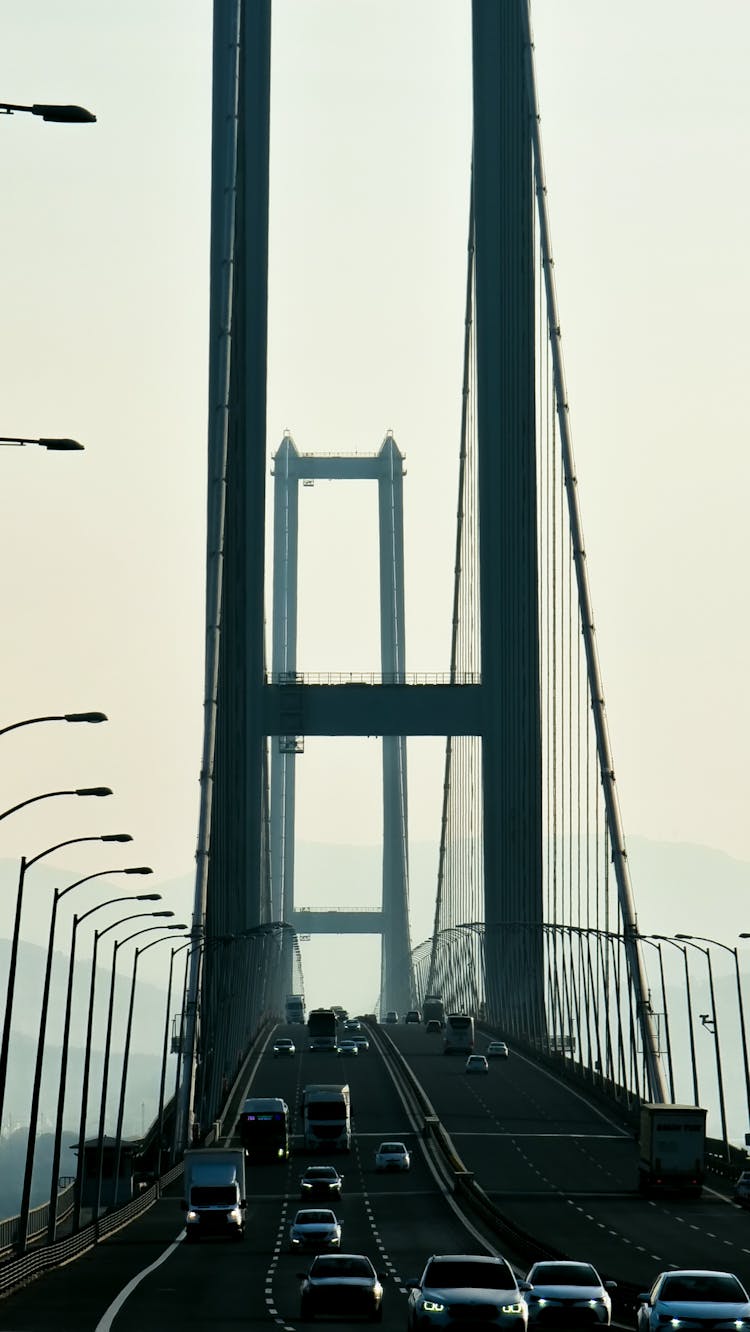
94,1230,185,1331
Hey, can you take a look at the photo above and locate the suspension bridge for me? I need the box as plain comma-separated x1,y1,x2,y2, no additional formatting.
1,1,747,1322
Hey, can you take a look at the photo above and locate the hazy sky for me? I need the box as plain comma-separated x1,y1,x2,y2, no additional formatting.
1,2,749,1008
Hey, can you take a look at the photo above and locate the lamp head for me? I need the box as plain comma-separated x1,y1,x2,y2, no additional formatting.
152,911,174,918
76,787,112,797
64,711,107,723
137,893,161,902
124,867,153,875
32,103,96,124
101,833,132,843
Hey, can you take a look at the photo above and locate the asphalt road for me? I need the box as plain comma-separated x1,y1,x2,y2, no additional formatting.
1,1021,749,1330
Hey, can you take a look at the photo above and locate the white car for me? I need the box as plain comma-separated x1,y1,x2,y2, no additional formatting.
465,1054,489,1074
272,1037,296,1058
289,1208,342,1251
523,1261,615,1328
336,1039,359,1057
375,1141,410,1172
636,1270,750,1332
487,1041,509,1059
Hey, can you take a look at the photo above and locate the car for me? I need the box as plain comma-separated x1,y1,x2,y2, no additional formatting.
636,1270,750,1332
465,1054,489,1074
487,1041,509,1059
289,1208,342,1252
384,1010,399,1024
272,1037,296,1058
426,1019,442,1034
375,1141,411,1172
522,1261,615,1327
299,1165,344,1199
734,1171,750,1207
299,1252,384,1323
343,1018,362,1032
405,1010,421,1023
337,1039,359,1057
352,1034,370,1052
407,1253,528,1330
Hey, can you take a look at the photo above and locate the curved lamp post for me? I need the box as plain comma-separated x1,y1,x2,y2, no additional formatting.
94,922,185,1220
678,933,750,1127
72,909,172,1232
111,928,188,1197
675,935,730,1160
46,889,162,1243
0,810,119,1139
651,936,700,1107
0,784,111,825
17,861,150,1252
1,100,95,124
0,711,106,738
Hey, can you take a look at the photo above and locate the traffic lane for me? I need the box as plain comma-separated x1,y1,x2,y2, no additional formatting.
393,1031,636,1190
0,1196,186,1332
506,1189,750,1297
388,1028,750,1290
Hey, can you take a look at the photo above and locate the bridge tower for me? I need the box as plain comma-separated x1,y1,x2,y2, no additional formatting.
270,434,412,1014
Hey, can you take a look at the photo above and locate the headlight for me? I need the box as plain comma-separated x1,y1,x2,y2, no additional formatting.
228,1208,242,1223
186,1209,198,1222
301,1181,312,1189
502,1303,525,1314
422,1300,446,1312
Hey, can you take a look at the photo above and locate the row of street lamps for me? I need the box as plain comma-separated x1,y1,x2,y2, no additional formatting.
0,712,190,1252
0,83,182,1252
422,919,750,1164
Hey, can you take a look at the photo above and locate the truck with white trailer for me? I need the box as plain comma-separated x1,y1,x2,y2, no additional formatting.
638,1103,706,1197
301,1084,351,1152
285,993,305,1024
181,1148,247,1242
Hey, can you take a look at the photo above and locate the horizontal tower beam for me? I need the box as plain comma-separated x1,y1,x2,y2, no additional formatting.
262,683,483,737
291,910,384,934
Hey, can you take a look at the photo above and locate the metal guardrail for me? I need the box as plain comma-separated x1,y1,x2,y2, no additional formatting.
267,670,481,686
0,1181,76,1258
0,1162,184,1297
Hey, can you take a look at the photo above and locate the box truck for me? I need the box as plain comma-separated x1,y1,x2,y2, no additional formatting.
301,1084,351,1152
638,1104,706,1197
181,1148,246,1241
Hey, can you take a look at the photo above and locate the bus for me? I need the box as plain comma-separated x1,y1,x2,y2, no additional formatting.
307,1008,338,1052
238,1096,290,1162
443,1013,475,1054
422,994,445,1028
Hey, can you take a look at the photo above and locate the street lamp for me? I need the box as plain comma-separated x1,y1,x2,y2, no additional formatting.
0,711,106,738
675,935,730,1161
17,863,152,1252
72,909,171,1233
0,436,84,451
1,100,96,123
46,890,162,1243
0,819,122,1138
111,928,188,1197
94,923,185,1220
651,936,700,1107
0,784,111,824
677,934,750,1128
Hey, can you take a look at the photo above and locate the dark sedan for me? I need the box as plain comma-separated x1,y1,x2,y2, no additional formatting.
299,1252,384,1322
299,1165,343,1199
